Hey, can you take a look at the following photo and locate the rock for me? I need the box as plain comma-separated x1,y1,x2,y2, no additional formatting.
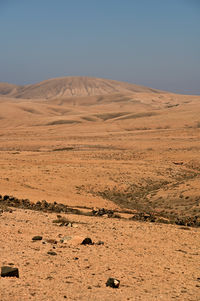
66,222,73,227
46,239,57,244
81,238,93,245
1,266,19,278
47,250,57,255
156,217,170,224
60,236,72,243
96,240,104,245
32,236,43,241
41,200,48,209
92,208,114,217
106,277,120,288
173,161,183,165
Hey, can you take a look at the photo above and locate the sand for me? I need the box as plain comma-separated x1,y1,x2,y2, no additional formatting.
0,76,200,300
1,208,200,301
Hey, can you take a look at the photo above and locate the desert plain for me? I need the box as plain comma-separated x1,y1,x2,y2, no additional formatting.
0,77,200,300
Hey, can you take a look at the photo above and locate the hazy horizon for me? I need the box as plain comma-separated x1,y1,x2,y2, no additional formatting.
0,0,200,95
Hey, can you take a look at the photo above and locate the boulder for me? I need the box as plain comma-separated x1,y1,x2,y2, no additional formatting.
32,236,43,241
1,266,19,278
47,251,57,256
106,277,120,288
81,238,93,245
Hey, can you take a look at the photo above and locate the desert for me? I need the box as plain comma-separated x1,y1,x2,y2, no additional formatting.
0,76,200,300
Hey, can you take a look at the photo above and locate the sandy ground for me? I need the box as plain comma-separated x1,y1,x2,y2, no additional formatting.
0,78,200,300
1,208,200,301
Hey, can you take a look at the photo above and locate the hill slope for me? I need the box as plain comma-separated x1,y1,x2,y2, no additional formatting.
0,77,160,99
0,82,20,96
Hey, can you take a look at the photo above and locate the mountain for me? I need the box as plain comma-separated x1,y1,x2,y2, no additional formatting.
0,76,160,99
0,82,20,96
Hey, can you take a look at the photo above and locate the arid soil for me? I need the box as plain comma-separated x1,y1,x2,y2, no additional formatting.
1,207,200,301
0,77,200,300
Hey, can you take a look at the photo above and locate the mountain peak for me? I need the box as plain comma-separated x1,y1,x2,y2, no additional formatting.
0,76,160,99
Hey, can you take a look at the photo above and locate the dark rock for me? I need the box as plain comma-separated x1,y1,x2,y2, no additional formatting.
130,212,156,223
47,251,57,256
46,239,57,244
41,200,48,208
106,277,120,288
46,276,54,280
1,266,19,278
92,208,114,217
96,241,104,245
32,236,43,241
81,238,93,245
35,201,42,207
3,195,10,201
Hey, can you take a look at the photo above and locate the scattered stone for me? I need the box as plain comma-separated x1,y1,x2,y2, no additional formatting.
87,286,92,289
1,193,200,228
46,239,57,244
47,251,57,256
53,217,71,227
106,277,120,288
32,236,43,241
1,266,19,278
66,222,73,227
81,238,93,245
96,240,104,245
3,195,10,201
130,212,156,223
173,161,183,165
92,208,114,217
46,276,54,280
60,236,72,243
156,217,170,224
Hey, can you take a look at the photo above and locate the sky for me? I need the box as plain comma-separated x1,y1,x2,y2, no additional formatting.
0,0,200,94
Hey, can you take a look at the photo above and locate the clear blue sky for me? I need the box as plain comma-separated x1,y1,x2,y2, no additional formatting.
0,0,200,94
